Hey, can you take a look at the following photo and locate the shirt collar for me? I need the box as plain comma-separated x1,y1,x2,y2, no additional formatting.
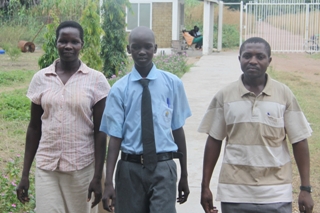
44,59,88,76
130,63,158,81
239,73,272,97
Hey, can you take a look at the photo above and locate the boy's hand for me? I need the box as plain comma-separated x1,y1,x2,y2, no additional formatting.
102,183,116,212
177,176,189,204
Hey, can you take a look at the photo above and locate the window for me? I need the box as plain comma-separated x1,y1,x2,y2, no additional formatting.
127,3,152,31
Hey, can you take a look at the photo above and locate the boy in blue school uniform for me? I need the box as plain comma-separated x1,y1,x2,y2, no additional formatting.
100,26,191,213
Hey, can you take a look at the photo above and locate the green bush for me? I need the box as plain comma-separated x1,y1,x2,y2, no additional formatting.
213,24,239,49
2,44,21,61
0,89,30,121
0,155,36,213
153,53,190,78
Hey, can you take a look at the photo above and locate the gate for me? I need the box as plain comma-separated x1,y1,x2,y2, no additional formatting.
245,0,320,53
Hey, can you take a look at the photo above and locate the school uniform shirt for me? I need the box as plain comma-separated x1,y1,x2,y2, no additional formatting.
100,64,191,154
198,74,312,203
27,59,110,172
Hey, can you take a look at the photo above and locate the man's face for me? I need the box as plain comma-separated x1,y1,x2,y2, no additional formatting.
239,43,272,79
127,31,157,69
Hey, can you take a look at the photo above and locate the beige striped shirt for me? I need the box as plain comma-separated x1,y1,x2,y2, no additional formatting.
27,59,110,171
198,74,312,203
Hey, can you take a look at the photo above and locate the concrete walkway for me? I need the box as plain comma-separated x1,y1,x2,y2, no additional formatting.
176,51,242,213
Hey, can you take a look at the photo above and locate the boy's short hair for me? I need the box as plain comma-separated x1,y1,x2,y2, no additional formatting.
239,37,271,57
55,21,84,44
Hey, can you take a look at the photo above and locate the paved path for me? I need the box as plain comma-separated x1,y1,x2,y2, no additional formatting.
176,51,242,213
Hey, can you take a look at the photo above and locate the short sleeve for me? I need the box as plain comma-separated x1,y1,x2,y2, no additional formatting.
26,72,42,105
284,88,312,143
171,80,191,130
93,72,111,104
198,91,227,140
99,86,124,138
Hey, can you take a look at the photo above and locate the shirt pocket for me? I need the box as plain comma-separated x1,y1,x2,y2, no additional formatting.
262,115,285,145
158,107,173,129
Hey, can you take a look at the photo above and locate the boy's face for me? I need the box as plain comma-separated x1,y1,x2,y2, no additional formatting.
238,42,272,79
127,30,157,69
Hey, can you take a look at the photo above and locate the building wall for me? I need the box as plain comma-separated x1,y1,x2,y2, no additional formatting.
152,2,172,48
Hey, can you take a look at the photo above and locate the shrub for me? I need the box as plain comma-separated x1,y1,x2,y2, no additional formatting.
2,44,21,62
153,53,190,78
0,155,36,213
213,24,240,49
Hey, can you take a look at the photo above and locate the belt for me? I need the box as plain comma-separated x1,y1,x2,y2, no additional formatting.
121,152,183,165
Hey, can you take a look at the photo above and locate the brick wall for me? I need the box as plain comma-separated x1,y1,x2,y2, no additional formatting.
152,3,172,48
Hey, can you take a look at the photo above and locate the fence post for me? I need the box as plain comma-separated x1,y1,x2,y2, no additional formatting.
305,3,310,41
240,1,243,47
218,1,223,52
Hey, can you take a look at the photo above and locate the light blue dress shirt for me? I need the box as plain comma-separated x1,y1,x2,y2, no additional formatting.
100,64,191,154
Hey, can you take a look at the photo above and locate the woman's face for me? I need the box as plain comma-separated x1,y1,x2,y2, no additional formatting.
56,27,83,62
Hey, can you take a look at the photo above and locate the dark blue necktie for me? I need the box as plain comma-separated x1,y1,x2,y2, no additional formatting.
139,79,157,171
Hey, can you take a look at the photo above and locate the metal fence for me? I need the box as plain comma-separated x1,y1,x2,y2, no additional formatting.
245,0,320,53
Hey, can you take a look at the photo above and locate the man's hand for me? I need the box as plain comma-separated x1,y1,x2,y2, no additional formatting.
298,191,314,213
102,183,116,212
201,187,216,213
177,176,189,204
16,177,30,204
87,177,102,208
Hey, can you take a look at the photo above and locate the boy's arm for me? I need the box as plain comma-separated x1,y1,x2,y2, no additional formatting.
292,139,314,213
102,136,121,212
201,136,222,213
172,127,189,204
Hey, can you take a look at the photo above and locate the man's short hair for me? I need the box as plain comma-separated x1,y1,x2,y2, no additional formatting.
55,21,84,44
239,37,271,57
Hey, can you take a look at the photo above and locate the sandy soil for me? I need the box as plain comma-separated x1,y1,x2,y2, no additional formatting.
271,53,320,84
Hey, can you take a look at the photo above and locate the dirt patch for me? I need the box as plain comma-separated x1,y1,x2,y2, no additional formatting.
271,53,320,84
0,49,43,72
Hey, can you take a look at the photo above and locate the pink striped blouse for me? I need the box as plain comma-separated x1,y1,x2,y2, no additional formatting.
27,59,110,171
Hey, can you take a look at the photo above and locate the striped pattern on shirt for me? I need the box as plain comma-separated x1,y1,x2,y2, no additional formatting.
27,59,110,172
198,74,312,203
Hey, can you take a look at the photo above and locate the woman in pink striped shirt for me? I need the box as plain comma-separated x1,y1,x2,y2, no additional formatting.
16,21,110,213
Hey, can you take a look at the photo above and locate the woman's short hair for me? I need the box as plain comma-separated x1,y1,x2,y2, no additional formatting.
55,21,84,44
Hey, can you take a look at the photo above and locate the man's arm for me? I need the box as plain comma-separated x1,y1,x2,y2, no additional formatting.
88,97,107,208
102,136,121,212
16,103,43,204
201,136,222,213
172,127,189,204
292,139,314,213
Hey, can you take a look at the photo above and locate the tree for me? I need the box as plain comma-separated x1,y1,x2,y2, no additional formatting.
100,0,130,77
80,0,104,71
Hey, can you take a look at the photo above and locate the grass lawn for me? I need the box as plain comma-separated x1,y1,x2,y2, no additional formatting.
268,66,320,213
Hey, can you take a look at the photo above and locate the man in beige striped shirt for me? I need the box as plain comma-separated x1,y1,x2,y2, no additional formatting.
199,37,314,213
